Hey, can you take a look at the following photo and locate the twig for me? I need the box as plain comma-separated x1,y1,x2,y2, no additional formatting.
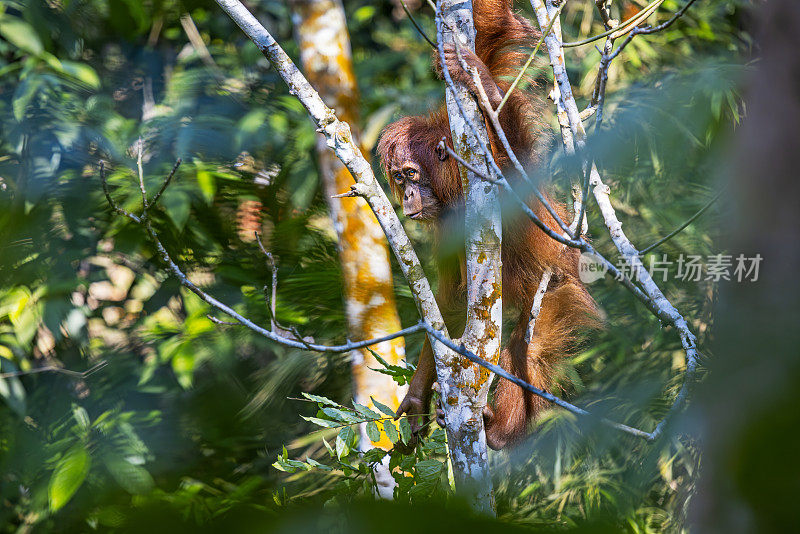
437,137,498,183
135,139,148,210
401,1,436,49
434,7,573,236
149,158,182,207
0,361,108,379
572,162,592,239
562,0,666,48
495,1,564,115
605,0,701,65
524,269,552,345
638,189,722,256
529,0,700,437
595,0,617,31
420,323,655,440
580,105,597,121
100,161,428,353
254,231,277,322
633,0,699,35
525,183,585,345
100,162,142,223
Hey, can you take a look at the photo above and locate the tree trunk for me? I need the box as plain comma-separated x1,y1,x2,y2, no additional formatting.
289,0,407,499
433,0,502,513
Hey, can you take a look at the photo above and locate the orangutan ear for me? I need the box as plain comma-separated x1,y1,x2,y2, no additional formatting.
436,139,449,162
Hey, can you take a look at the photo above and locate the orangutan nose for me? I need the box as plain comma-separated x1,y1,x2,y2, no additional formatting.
403,188,422,217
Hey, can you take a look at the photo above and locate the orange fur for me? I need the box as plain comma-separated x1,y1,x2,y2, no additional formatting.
379,0,599,449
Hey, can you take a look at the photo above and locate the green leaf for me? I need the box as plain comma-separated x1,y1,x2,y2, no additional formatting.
362,448,387,464
383,420,399,444
55,60,100,89
301,416,340,428
162,189,191,231
72,405,90,431
398,418,412,445
336,426,356,459
370,397,395,418
365,421,381,443
171,347,195,389
302,392,339,407
322,437,334,457
49,445,90,511
321,406,360,424
415,459,444,482
272,456,305,473
103,456,154,495
196,169,215,204
0,18,44,55
352,402,381,420
306,457,333,471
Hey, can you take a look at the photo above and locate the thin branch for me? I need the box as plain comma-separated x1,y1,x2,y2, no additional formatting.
526,183,585,345
572,161,592,239
437,137,499,183
420,323,656,441
592,38,614,126
401,1,436,49
149,158,182,207
100,162,428,353
495,1,564,115
580,105,597,121
606,0,700,64
638,189,722,256
100,162,141,223
207,316,239,326
524,269,552,345
595,0,617,31
435,8,573,236
254,231,277,323
635,0,699,35
0,361,108,379
529,0,700,435
562,0,666,48
135,139,148,210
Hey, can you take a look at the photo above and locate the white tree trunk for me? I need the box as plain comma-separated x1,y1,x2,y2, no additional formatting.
288,0,407,499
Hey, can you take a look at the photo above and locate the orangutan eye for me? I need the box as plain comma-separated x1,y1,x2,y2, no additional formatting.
393,172,404,184
405,168,417,179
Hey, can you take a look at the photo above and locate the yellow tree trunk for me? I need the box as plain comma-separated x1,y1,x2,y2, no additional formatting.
289,0,407,498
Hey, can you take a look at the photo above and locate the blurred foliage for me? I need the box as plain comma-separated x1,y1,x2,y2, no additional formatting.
0,0,754,532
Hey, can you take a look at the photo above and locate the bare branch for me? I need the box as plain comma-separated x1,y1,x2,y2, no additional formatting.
101,159,431,354
420,323,656,441
562,0,666,48
437,137,499,183
401,1,436,49
638,189,722,256
495,1,563,115
100,162,142,224
135,139,148,210
530,0,700,433
150,158,182,207
525,182,585,345
0,361,107,379
595,0,618,31
213,0,450,348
